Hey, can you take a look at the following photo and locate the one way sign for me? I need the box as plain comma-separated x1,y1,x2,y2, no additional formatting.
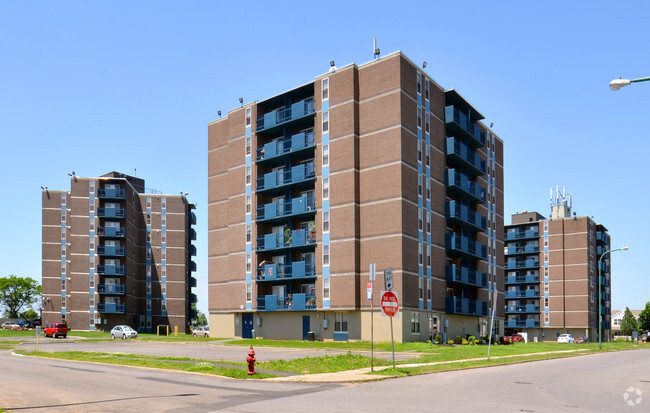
384,268,393,291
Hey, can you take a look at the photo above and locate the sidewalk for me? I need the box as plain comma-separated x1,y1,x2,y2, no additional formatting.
266,349,589,383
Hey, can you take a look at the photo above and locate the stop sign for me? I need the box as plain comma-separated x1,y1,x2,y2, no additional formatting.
381,291,399,317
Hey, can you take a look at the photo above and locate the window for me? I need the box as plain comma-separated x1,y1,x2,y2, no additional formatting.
418,243,423,265
323,245,330,266
323,211,330,233
89,198,94,213
417,107,422,129
245,107,251,127
411,313,420,333
61,279,66,291
61,296,65,309
161,232,166,243
246,224,251,243
322,178,329,200
61,245,66,257
418,209,423,231
335,312,348,332
246,283,252,302
322,112,329,133
425,79,429,101
417,73,421,94
426,212,431,234
246,195,251,214
418,176,422,197
146,283,151,294
322,144,329,167
161,215,166,226
425,146,430,168
426,179,430,200
246,253,251,272
246,166,251,185
146,213,151,225
146,231,151,242
419,278,423,300
161,249,166,260
417,141,422,163
322,78,329,101
425,113,430,134
427,279,432,301
146,197,151,208
161,300,167,312
323,278,330,299
161,284,166,295
427,245,431,267
161,197,166,209
146,248,151,259
147,299,152,311
545,297,549,307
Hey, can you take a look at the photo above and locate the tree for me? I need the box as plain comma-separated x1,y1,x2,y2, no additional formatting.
196,309,208,326
620,307,639,336
0,275,41,318
638,302,650,334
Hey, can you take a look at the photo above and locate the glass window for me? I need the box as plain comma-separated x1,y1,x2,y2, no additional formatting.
246,224,251,243
147,197,151,208
335,312,348,332
427,245,431,267
418,209,423,231
323,145,329,167
323,278,330,299
322,112,329,133
425,79,429,101
246,195,251,214
323,211,330,233
418,243,423,265
322,78,329,101
161,197,166,209
417,141,422,163
246,283,252,302
245,135,251,156
411,312,420,333
323,245,330,266
418,176,422,197
246,166,251,185
417,73,421,94
427,279,432,301
426,179,430,200
419,278,423,300
425,113,430,134
245,107,251,127
417,107,422,129
246,253,252,272
323,178,329,200
426,212,431,234
425,146,430,168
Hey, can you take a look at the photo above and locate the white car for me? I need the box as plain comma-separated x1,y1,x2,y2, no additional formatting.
110,325,138,339
557,334,575,344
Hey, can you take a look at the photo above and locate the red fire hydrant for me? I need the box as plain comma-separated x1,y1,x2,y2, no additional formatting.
246,345,256,375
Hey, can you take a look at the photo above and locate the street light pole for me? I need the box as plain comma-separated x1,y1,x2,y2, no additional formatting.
598,246,629,349
609,76,650,91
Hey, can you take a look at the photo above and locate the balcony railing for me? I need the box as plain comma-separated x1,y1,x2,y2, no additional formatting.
188,244,197,256
97,264,126,276
189,293,197,303
97,188,126,200
446,296,488,316
256,162,316,192
256,131,316,162
189,228,197,240
505,274,540,285
256,261,316,281
445,137,486,176
444,105,486,147
188,276,197,288
446,233,487,260
256,293,316,311
97,302,126,314
256,228,316,251
505,260,540,270
446,200,486,232
97,207,126,218
596,231,610,245
97,227,125,238
257,195,316,222
505,245,540,256
446,169,486,203
506,304,540,314
97,246,126,257
189,212,197,225
445,265,487,288
506,319,540,328
256,98,315,132
97,284,126,295
189,261,197,272
505,289,540,299
504,229,539,241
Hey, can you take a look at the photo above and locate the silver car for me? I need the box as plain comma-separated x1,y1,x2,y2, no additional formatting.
557,333,575,344
110,325,138,339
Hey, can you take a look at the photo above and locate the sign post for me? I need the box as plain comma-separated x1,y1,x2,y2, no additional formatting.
381,290,399,368
369,263,376,372
35,325,41,353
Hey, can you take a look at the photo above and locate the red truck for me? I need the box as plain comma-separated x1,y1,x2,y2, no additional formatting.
44,323,67,338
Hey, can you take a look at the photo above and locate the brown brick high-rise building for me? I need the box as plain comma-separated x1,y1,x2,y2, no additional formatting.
42,172,197,333
208,52,505,342
504,189,612,341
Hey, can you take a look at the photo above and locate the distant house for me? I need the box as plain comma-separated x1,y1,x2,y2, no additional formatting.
611,309,642,336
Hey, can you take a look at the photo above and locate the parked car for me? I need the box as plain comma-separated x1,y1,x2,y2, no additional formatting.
575,336,588,344
510,334,525,342
2,321,20,330
192,326,209,338
110,325,138,339
44,323,68,338
557,334,575,344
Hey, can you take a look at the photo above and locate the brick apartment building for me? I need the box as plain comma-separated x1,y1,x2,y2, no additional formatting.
208,51,504,342
504,190,612,341
42,172,197,333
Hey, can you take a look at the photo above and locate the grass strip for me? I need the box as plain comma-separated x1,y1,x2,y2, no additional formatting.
258,352,389,374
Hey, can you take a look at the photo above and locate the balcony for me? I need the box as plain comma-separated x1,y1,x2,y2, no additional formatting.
444,105,485,148
505,289,540,299
97,246,126,257
257,228,316,252
600,306,610,316
505,244,540,256
97,227,125,238
97,302,126,314
97,207,126,219
446,233,487,260
506,319,540,328
256,261,316,281
505,259,539,270
506,304,540,314
256,293,316,311
445,137,486,176
446,200,486,232
256,162,316,193
189,261,197,272
446,169,485,204
97,188,126,200
189,293,197,303
601,291,610,301
256,131,316,163
188,276,197,288
189,212,197,225
97,284,125,295
504,229,540,241
445,296,488,317
97,264,126,276
256,98,315,133
445,265,487,288
599,276,610,287
257,195,316,223
188,228,197,241
188,244,197,256
596,231,609,245
505,274,540,285
601,321,611,330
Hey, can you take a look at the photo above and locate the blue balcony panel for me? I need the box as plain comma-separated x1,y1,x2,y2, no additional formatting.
445,137,486,176
97,188,126,200
188,276,197,288
444,105,485,148
97,207,126,219
257,195,316,222
505,259,540,270
505,274,540,285
189,293,197,303
97,264,126,276
446,169,485,204
189,261,197,272
256,294,316,311
445,265,487,288
256,261,316,281
506,319,540,328
505,244,540,256
505,289,540,299
189,212,197,225
97,246,126,257
97,227,125,238
256,162,316,193
506,304,540,314
256,228,317,252
256,98,315,132
189,228,197,241
97,302,126,314
256,131,316,163
97,284,126,295
446,233,487,260
188,244,197,256
446,296,488,317
504,229,540,241
446,200,486,232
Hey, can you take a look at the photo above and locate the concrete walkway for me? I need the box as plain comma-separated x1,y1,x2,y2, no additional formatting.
265,349,589,383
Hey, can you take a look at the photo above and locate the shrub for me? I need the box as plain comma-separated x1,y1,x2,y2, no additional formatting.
448,339,454,345
475,339,481,345
435,334,442,343
468,335,476,342
461,338,468,345
455,335,462,344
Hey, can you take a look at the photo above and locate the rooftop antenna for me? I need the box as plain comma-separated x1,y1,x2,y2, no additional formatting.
373,37,380,59
134,168,137,177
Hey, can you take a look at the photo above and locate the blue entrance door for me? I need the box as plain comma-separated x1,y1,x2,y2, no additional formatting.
302,315,310,340
242,313,254,339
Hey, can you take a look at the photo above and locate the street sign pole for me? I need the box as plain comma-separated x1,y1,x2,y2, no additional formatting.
390,316,395,368
369,263,375,372
380,290,398,369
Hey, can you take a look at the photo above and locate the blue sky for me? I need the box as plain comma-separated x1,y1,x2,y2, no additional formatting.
1,1,649,317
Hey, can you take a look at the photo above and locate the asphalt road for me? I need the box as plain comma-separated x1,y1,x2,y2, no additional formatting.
3,346,649,412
